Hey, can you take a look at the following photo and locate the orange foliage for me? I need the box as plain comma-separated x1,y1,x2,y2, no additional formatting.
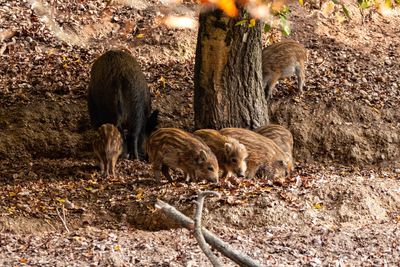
199,0,239,16
198,0,288,18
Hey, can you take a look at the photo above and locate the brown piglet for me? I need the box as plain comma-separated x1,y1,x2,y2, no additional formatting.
262,40,307,99
193,129,248,178
255,124,294,172
146,128,219,183
220,128,291,180
93,123,123,176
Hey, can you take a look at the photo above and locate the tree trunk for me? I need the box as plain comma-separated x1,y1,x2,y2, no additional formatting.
194,7,269,130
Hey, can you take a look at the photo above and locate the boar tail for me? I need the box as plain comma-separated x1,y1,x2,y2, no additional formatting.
146,109,159,136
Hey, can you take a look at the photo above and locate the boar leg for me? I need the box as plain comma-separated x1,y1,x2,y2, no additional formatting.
126,126,140,160
185,171,196,183
130,113,148,160
296,65,305,92
183,173,190,183
130,134,139,160
104,160,110,177
98,160,105,175
265,72,280,100
137,131,150,161
152,154,164,181
221,170,228,179
161,164,173,182
153,167,163,181
93,147,104,174
98,153,106,176
221,167,232,179
109,158,117,177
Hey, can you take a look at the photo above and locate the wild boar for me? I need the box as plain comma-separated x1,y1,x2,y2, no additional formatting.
262,40,307,99
87,49,158,160
255,124,294,172
146,128,219,183
193,129,248,178
219,128,290,179
255,160,289,181
93,123,123,176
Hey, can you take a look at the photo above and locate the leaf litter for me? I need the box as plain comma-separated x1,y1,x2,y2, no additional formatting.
0,0,400,266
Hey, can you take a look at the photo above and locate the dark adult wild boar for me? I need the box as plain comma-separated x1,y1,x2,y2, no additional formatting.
220,128,291,179
262,40,307,99
93,123,123,176
193,129,248,178
146,128,219,183
88,50,158,160
255,124,294,172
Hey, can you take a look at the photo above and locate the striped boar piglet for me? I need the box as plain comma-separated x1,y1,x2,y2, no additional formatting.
220,128,290,179
146,128,219,183
194,129,248,178
93,123,123,176
262,40,307,99
255,124,294,172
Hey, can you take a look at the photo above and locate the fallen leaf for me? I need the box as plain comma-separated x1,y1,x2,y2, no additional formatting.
135,188,144,201
248,18,256,27
158,76,166,88
19,257,28,263
56,198,66,203
313,203,323,209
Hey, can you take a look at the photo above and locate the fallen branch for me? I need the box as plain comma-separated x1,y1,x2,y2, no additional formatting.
56,205,70,233
194,191,223,267
44,218,57,231
155,199,262,267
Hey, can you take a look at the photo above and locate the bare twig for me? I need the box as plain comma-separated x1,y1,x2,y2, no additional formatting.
194,191,222,267
44,219,57,231
155,199,262,267
0,43,6,56
56,205,70,233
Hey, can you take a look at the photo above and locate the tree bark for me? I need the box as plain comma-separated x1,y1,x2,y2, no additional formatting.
194,7,269,130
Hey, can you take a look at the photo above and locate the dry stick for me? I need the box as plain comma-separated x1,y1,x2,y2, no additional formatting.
56,205,70,233
155,199,263,267
44,219,57,231
194,191,223,267
0,43,7,56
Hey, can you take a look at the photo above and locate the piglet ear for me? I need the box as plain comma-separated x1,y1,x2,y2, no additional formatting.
197,150,207,164
224,143,232,154
273,160,285,168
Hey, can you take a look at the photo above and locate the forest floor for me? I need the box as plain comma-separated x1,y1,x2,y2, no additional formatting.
0,0,400,266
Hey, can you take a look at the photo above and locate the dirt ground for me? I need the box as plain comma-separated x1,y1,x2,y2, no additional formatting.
0,0,400,266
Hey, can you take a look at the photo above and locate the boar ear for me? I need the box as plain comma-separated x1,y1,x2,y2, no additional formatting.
224,143,232,154
197,150,207,164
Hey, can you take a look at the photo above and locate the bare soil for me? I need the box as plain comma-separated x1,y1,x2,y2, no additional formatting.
0,0,399,266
